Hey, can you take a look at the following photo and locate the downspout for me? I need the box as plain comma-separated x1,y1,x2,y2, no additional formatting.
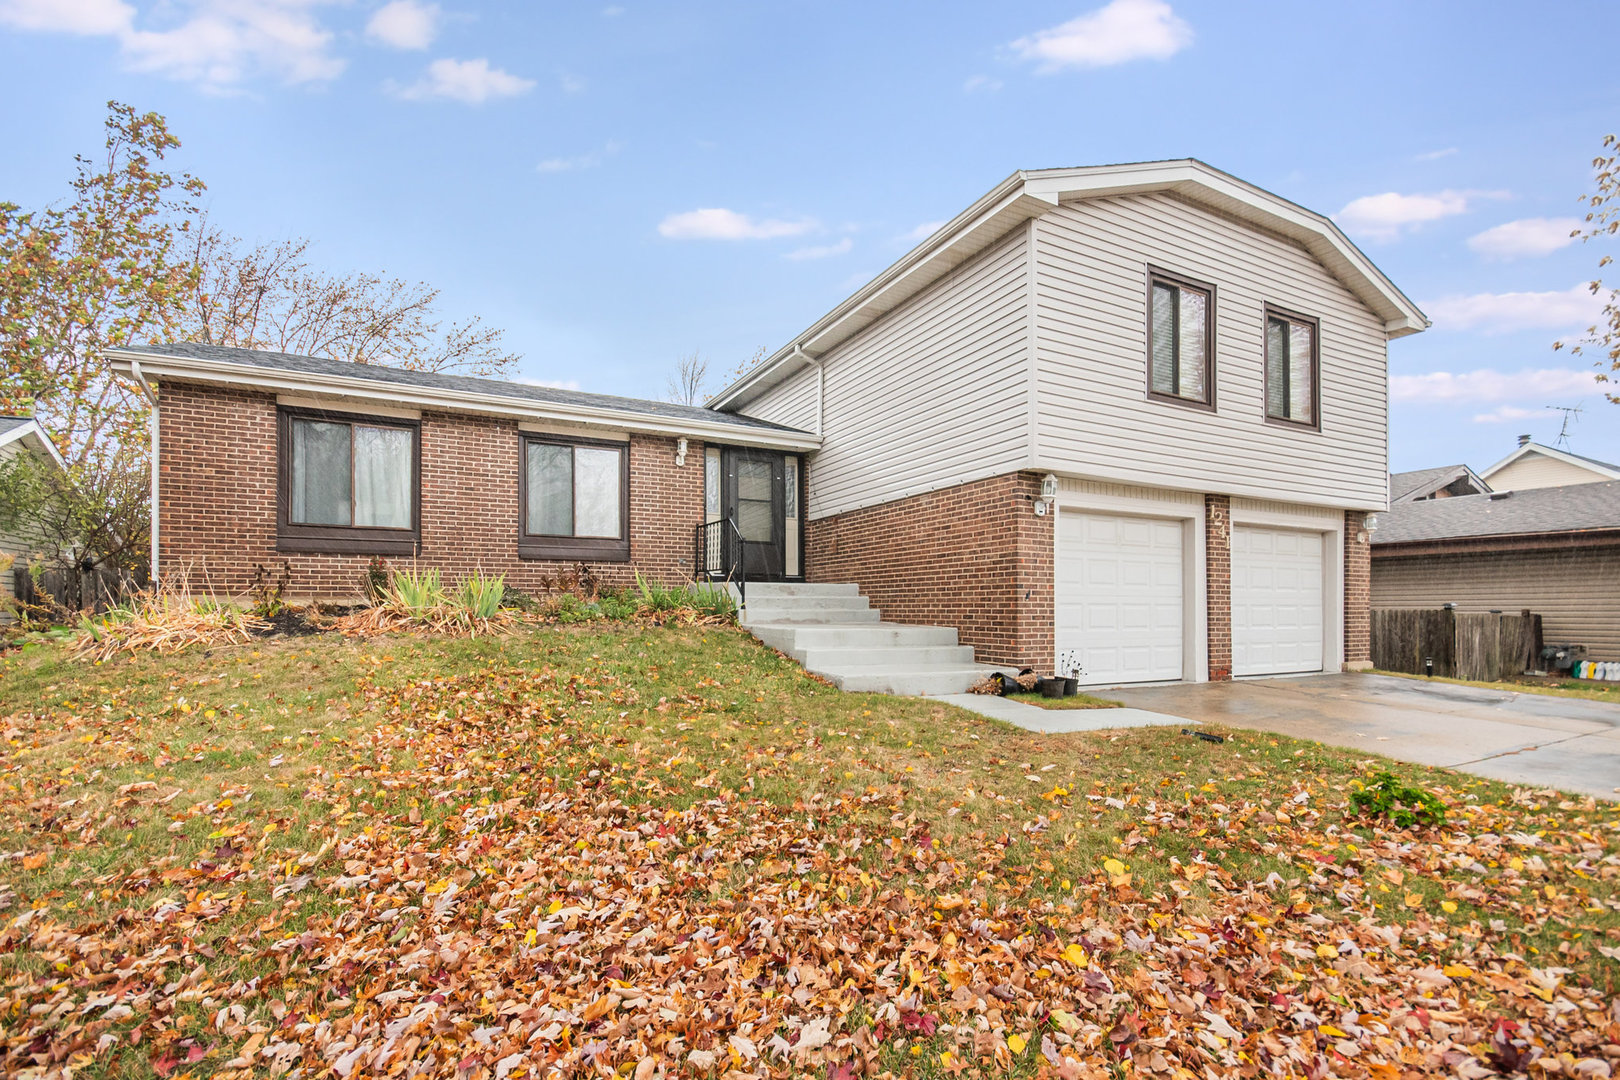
129,360,159,584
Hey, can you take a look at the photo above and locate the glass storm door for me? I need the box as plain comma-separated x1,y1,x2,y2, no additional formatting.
722,448,786,580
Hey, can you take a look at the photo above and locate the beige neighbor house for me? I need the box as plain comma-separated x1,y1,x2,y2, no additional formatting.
110,159,1427,693
0,415,67,619
1373,440,1620,662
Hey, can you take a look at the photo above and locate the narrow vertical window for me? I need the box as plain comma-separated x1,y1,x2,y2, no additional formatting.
1264,307,1320,427
1147,271,1214,406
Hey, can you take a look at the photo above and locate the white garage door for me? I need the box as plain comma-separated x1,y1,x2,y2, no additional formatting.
1056,510,1184,685
1232,526,1325,676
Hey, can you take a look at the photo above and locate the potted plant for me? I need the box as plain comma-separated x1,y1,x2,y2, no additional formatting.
1058,651,1082,696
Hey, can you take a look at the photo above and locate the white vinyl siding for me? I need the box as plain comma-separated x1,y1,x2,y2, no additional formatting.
1485,453,1614,491
1033,193,1389,510
743,230,1030,520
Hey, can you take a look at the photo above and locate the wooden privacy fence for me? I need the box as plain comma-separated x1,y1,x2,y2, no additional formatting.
1371,607,1543,682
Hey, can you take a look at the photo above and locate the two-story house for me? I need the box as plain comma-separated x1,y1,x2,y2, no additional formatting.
109,160,1426,693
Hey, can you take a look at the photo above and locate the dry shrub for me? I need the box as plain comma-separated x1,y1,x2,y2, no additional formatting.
75,586,268,660
329,567,510,639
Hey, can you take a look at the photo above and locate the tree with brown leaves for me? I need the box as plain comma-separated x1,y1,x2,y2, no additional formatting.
1557,133,1620,403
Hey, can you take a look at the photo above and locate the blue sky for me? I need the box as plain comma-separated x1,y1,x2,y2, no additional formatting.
2,0,1618,474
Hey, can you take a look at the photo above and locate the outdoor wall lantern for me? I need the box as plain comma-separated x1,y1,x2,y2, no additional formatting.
675,438,688,467
1035,474,1059,516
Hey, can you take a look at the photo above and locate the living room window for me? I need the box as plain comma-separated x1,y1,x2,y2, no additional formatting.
1147,269,1215,407
277,408,419,555
520,434,630,561
1265,306,1320,428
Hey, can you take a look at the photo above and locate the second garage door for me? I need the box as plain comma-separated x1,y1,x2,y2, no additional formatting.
1056,510,1185,685
1232,525,1325,676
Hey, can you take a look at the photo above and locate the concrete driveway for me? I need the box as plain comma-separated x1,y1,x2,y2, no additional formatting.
1106,673,1620,801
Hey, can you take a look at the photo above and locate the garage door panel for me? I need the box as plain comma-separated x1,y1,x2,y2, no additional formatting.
1057,510,1184,685
1233,525,1325,677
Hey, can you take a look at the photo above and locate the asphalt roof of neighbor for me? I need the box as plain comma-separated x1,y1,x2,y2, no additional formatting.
0,416,35,438
1388,465,1472,503
1374,480,1620,544
117,343,808,434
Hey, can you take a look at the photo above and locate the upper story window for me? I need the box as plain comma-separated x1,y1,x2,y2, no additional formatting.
278,408,419,555
520,434,630,561
1265,306,1320,428
1147,269,1214,407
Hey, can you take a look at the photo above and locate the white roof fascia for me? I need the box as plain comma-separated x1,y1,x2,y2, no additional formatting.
0,419,66,470
709,159,1428,413
106,350,821,453
1480,441,1620,483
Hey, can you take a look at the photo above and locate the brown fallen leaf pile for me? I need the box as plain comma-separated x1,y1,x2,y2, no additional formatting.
2,663,1618,1079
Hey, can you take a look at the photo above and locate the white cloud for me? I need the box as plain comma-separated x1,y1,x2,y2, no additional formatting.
1010,0,1192,71
900,220,946,245
536,140,622,174
366,0,437,50
1414,147,1458,162
0,0,133,34
1420,284,1606,334
784,237,853,261
1335,188,1505,241
963,74,1002,93
1467,217,1582,260
0,0,346,90
559,71,585,95
1470,404,1548,423
657,208,816,241
1390,367,1605,405
390,57,535,103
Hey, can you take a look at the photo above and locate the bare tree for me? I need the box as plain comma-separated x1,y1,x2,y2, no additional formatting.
1557,133,1620,403
182,223,519,378
665,349,709,405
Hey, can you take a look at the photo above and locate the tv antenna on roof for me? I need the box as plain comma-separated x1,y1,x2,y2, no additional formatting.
1547,404,1582,450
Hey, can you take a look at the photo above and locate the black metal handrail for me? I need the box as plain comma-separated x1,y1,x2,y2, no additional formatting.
693,516,749,612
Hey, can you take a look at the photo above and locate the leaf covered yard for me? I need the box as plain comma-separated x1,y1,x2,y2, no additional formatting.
1,626,1618,1079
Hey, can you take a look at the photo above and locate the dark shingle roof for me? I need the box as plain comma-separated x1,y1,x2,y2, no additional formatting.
1374,481,1620,545
118,343,807,435
1566,447,1620,473
0,415,35,438
1389,465,1468,503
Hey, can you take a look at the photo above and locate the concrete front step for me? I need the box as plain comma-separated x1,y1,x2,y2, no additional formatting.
743,603,877,626
798,644,978,670
749,621,960,658
829,665,1005,696
744,581,860,599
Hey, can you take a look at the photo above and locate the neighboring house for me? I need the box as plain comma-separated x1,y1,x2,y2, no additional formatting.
0,415,67,617
1389,464,1489,504
1371,480,1620,662
109,159,1427,689
1481,435,1620,491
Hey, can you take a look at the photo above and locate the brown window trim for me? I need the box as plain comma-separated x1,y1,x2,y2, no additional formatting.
276,406,421,556
1263,303,1322,432
1144,266,1217,411
518,432,631,562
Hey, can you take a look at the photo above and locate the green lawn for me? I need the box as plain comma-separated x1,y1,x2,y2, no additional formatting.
2,623,1615,1078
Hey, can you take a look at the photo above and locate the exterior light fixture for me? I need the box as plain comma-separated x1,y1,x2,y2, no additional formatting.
675,438,688,466
1036,473,1058,516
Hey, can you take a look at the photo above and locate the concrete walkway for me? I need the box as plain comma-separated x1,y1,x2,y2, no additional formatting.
1105,673,1620,800
936,693,1189,733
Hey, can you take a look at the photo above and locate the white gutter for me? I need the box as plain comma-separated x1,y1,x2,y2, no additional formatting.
128,360,160,582
105,350,821,453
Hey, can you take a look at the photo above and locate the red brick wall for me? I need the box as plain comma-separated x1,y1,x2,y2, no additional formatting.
1204,494,1232,681
1344,509,1371,668
156,381,704,599
805,472,1054,668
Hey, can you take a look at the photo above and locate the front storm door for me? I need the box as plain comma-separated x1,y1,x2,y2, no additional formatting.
722,448,785,580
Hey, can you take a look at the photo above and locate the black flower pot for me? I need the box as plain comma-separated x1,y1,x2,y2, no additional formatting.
1063,677,1078,696
1039,677,1066,698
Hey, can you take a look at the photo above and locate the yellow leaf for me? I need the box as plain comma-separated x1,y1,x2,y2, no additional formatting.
524,928,537,946
1403,892,1424,909
1007,1034,1027,1054
1103,858,1126,876
1319,1025,1349,1038
1442,964,1473,978
1063,943,1088,968
1315,944,1338,959
1050,1010,1080,1032
1440,900,1457,914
